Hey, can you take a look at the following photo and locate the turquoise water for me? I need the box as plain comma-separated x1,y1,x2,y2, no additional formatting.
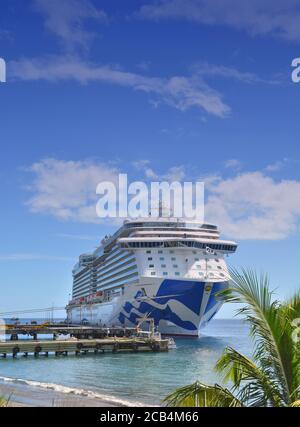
0,319,252,405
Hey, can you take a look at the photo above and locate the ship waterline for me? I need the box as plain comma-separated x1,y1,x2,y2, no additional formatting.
67,218,237,336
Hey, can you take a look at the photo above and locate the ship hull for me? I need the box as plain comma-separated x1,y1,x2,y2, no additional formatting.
67,279,228,337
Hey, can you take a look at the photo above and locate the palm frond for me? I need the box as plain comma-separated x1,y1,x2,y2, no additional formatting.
164,268,300,408
163,381,243,407
215,347,282,406
219,267,292,404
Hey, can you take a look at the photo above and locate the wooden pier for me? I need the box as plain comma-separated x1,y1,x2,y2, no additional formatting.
0,336,169,358
0,323,138,340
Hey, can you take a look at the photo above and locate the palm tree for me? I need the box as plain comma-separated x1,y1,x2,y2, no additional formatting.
164,268,300,407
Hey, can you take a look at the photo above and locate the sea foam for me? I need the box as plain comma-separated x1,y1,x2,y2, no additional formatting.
0,375,148,407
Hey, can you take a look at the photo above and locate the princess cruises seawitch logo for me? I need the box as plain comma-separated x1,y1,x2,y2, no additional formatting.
95,173,204,221
0,58,6,83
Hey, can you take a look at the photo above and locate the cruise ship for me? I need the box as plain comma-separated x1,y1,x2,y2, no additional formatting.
66,217,238,336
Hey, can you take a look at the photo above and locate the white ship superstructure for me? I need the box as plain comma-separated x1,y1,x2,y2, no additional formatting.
67,218,237,336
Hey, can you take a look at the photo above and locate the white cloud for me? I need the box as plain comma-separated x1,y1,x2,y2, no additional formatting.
264,159,289,172
9,55,230,118
132,161,186,182
224,159,242,170
132,160,159,179
26,158,120,223
205,172,300,240
138,0,300,43
193,62,280,85
25,158,188,224
25,158,300,241
0,253,74,262
163,165,186,182
33,0,107,51
136,61,151,71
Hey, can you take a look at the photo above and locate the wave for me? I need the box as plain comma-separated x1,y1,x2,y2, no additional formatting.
0,375,148,407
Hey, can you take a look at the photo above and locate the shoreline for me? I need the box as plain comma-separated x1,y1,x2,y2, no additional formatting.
0,376,148,407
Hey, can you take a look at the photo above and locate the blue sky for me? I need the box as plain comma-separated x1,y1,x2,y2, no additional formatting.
0,0,300,317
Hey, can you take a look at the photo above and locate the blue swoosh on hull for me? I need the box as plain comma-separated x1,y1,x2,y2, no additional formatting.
118,280,228,331
121,303,197,331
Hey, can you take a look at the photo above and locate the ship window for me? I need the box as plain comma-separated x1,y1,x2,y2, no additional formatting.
173,264,178,268
171,257,176,261
149,264,154,268
170,250,174,254
215,259,220,262
161,264,166,268
220,273,225,277
194,258,199,261
175,272,180,276
148,257,153,261
193,251,197,254
163,272,168,276
146,250,151,254
159,257,164,261
196,265,201,269
158,250,163,254
217,266,222,270
151,272,156,276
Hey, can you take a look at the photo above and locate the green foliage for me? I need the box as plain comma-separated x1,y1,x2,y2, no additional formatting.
0,396,9,407
164,269,300,407
163,381,243,407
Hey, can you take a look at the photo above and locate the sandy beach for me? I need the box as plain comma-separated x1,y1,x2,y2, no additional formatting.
0,380,135,407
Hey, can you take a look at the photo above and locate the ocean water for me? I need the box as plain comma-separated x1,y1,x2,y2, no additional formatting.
0,319,252,406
